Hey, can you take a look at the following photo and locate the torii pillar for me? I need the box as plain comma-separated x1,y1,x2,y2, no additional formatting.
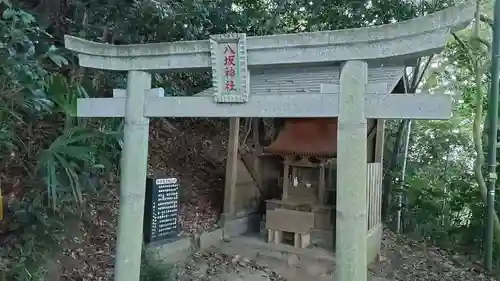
337,60,368,280
114,71,151,281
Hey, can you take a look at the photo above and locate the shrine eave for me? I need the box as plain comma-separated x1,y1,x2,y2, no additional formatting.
64,1,474,71
264,118,338,157
263,150,337,158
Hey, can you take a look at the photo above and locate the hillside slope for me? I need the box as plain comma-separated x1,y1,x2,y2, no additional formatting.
55,118,231,279
2,118,494,281
148,118,229,233
370,229,493,281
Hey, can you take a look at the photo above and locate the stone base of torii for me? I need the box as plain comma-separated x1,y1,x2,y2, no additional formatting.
64,3,474,281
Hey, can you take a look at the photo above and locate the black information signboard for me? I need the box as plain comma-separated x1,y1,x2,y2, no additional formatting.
143,177,180,244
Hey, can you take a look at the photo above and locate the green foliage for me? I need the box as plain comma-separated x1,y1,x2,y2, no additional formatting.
0,191,65,281
36,126,116,208
386,10,500,264
46,73,86,119
0,0,120,209
0,1,124,279
401,119,478,243
0,7,51,120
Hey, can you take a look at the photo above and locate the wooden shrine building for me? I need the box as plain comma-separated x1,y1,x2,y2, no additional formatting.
263,118,383,256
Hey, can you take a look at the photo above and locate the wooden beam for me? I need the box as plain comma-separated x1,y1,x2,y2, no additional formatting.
238,151,262,192
223,117,240,217
251,118,262,189
318,160,326,204
252,118,260,149
367,122,377,140
374,119,386,163
282,157,291,200
291,167,298,187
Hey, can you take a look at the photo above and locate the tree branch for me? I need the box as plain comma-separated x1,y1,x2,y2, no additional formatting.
451,32,475,72
480,14,493,29
412,55,434,92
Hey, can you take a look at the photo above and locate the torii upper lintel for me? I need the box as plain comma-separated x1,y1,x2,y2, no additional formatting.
64,1,474,72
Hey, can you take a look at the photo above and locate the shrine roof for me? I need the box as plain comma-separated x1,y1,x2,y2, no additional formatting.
264,118,338,157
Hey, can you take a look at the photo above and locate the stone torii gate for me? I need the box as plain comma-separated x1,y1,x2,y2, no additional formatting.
64,3,473,281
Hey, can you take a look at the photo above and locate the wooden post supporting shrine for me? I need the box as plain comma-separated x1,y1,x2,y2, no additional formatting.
223,117,240,219
319,159,326,204
374,120,385,163
282,156,291,200
252,118,262,188
291,167,298,186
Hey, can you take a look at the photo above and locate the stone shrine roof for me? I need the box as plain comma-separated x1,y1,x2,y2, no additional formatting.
265,118,338,157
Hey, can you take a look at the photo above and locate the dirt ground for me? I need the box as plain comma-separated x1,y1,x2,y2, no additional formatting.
174,251,286,281
171,228,495,281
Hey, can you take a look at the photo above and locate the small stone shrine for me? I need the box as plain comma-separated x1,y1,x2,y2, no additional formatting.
264,118,337,248
143,177,180,244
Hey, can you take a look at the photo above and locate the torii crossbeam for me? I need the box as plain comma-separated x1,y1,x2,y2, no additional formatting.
79,88,453,119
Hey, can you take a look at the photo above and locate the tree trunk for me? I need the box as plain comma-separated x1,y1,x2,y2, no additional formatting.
470,0,500,259
382,119,407,220
381,57,431,222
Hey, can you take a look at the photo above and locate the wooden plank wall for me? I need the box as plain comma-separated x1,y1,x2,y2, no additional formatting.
367,163,383,231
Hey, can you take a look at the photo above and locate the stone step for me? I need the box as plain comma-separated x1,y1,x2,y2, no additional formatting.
218,235,391,281
227,235,335,262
